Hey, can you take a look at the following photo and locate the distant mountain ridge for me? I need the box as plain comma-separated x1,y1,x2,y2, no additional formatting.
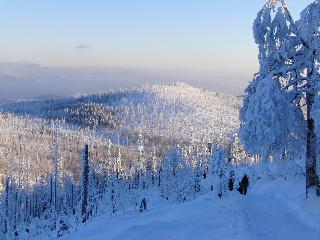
0,62,245,99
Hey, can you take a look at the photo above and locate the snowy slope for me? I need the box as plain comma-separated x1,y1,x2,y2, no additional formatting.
113,82,241,143
0,82,241,144
60,177,320,240
0,83,242,182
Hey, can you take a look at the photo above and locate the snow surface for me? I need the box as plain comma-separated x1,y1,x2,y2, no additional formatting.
59,177,320,240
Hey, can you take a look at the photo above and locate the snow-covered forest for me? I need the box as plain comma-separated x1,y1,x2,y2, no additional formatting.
0,0,320,239
0,83,248,239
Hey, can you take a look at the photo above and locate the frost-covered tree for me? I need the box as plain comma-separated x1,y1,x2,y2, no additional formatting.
211,147,227,198
240,0,320,196
160,148,193,202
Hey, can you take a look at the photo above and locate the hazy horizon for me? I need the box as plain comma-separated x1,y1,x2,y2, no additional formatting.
0,62,252,99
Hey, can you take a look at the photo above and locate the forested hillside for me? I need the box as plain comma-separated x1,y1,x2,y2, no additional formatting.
0,83,249,239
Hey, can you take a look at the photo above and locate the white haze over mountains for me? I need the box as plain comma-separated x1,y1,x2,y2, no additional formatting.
0,62,248,100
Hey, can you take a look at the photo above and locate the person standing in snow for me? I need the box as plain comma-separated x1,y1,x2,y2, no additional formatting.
237,175,249,195
140,198,147,212
228,177,234,191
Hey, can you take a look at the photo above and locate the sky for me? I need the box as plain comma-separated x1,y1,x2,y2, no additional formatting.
0,0,315,98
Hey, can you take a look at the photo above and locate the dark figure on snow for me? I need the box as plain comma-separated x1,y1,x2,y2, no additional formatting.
317,181,320,197
228,177,234,191
237,175,249,195
140,198,147,212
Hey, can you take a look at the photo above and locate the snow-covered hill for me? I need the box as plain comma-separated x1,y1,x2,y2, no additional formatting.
0,83,242,183
1,82,241,143
60,176,320,240
115,82,241,144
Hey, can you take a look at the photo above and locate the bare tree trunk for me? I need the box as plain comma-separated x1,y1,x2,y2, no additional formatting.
306,93,318,197
81,144,89,223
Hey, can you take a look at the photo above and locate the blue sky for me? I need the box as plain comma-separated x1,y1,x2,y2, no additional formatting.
0,0,315,96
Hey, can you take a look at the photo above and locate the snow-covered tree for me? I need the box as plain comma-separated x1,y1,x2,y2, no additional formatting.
240,0,320,196
211,147,227,198
160,148,193,202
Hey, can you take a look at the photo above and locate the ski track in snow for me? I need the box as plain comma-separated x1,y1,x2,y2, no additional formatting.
243,193,319,240
61,179,319,240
